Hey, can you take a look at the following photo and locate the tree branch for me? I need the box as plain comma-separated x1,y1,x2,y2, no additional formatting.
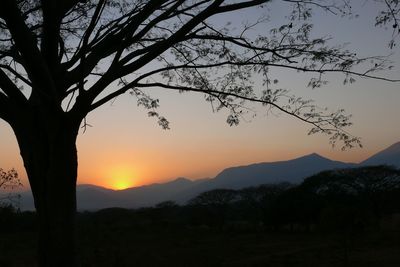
64,0,170,89
217,0,270,13
0,64,32,87
1,0,55,100
136,82,326,129
0,68,27,104
115,1,225,78
78,0,225,114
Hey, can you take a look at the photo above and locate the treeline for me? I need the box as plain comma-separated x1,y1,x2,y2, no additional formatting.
1,165,400,234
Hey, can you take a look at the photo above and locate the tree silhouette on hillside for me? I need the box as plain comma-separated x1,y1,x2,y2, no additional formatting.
267,166,400,231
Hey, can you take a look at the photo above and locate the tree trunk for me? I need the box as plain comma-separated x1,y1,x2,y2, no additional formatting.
11,108,81,267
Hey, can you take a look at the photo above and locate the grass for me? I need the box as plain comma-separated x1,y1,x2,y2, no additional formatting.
2,224,399,267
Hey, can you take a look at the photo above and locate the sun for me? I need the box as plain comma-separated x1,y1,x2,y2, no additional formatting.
113,179,132,190
107,166,136,190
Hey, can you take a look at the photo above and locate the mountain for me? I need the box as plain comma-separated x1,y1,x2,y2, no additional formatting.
361,142,400,168
15,142,400,211
173,153,356,202
76,184,120,210
208,153,354,188
114,177,206,208
18,177,208,211
18,153,353,210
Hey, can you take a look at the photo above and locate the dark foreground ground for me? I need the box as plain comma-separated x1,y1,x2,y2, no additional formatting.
3,166,400,266
1,216,399,267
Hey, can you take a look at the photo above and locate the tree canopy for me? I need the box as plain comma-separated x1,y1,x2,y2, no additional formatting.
0,0,398,149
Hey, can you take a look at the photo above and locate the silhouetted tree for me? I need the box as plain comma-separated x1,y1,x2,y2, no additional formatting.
238,183,292,224
0,168,22,236
155,200,179,209
268,166,400,232
301,165,400,195
0,168,21,190
0,1,398,265
0,168,22,208
265,185,322,231
189,189,238,206
189,189,238,227
153,200,181,226
301,165,400,228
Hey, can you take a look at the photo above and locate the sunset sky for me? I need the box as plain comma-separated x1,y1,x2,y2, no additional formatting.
1,2,399,190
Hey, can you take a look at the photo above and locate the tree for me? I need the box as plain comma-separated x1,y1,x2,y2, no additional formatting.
301,165,400,225
0,168,21,190
0,168,22,239
0,168,22,208
189,189,238,227
269,166,400,232
238,183,292,224
0,0,398,265
189,189,238,207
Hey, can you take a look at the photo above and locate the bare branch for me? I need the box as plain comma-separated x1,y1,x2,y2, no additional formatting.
0,68,27,104
1,0,398,148
0,64,32,87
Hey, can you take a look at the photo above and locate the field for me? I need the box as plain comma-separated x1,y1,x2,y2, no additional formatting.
1,211,399,267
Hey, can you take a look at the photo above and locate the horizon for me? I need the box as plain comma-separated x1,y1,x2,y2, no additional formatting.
52,142,400,190
11,141,399,192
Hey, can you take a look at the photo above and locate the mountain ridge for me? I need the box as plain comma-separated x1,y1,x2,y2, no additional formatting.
17,142,400,211
361,142,400,167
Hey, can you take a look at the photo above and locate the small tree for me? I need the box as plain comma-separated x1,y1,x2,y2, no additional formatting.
0,1,399,265
0,168,22,208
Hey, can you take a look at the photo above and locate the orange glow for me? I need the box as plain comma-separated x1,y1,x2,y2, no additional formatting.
113,179,132,190
106,165,136,190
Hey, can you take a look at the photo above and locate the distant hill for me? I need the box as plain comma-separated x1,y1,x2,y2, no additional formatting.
113,177,207,209
173,153,356,202
17,142,400,211
19,177,209,210
361,142,400,168
204,153,354,188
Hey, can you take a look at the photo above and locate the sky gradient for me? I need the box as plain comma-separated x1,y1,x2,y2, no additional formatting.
1,2,399,190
